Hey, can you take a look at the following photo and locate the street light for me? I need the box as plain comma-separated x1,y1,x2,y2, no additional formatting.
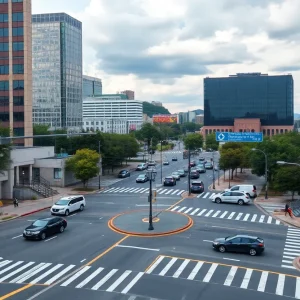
146,168,157,231
251,148,268,199
212,151,215,189
277,161,300,167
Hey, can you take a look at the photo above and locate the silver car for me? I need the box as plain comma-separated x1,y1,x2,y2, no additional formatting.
171,172,181,180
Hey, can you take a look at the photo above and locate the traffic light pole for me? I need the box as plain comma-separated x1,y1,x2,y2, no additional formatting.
148,171,154,231
188,149,191,195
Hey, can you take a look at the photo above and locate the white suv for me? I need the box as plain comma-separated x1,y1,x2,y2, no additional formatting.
51,195,86,216
224,185,257,198
212,191,250,205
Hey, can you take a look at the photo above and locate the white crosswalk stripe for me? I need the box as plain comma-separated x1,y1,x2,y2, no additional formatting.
259,203,285,215
281,227,300,270
171,206,282,225
145,255,300,298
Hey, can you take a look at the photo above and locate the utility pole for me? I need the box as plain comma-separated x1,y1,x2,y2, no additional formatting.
212,151,215,189
98,140,101,190
160,140,163,183
150,138,153,161
188,149,191,195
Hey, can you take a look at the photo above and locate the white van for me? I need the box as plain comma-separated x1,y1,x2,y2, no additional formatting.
51,195,86,216
224,185,257,198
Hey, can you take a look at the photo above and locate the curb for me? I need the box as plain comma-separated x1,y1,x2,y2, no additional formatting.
108,210,194,237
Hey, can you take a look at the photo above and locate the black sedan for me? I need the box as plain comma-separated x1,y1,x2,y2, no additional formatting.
212,235,265,256
118,170,130,178
23,217,67,240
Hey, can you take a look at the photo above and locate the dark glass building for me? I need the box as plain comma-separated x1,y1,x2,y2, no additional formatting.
83,75,102,97
203,73,294,136
32,13,82,130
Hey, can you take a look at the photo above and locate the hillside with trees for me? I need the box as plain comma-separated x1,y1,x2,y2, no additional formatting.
143,101,170,117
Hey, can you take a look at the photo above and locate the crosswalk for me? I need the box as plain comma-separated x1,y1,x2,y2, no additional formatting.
98,186,187,196
281,227,300,270
0,258,142,294
170,205,282,225
259,203,285,215
146,255,300,299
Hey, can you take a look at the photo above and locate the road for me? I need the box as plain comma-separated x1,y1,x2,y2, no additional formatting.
0,146,299,300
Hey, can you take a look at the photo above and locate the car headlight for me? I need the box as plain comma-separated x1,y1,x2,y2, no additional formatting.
32,231,40,234
213,242,220,245
23,230,26,234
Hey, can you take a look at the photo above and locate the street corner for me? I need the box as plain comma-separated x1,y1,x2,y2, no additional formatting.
108,209,193,237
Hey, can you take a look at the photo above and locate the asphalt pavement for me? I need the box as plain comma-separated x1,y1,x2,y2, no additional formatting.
0,145,299,300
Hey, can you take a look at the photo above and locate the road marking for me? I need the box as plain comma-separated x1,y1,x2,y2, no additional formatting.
106,270,132,292
75,267,104,289
159,258,177,276
115,245,159,251
30,264,64,284
68,214,77,217
85,235,129,266
99,217,103,220
203,240,213,243
11,234,22,239
44,236,57,242
60,266,91,287
145,256,164,273
0,284,32,300
187,261,203,280
223,258,240,262
91,269,118,290
0,262,35,283
203,263,218,282
121,272,144,294
172,259,190,278
44,265,76,285
80,259,86,263
135,204,170,207
224,266,238,286
240,269,253,289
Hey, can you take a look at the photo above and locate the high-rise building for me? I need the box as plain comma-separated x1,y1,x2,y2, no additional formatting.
83,75,102,97
32,13,82,130
0,0,33,146
121,90,134,100
203,73,294,136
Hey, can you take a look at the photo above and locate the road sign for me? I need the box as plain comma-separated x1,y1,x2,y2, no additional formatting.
215,132,263,142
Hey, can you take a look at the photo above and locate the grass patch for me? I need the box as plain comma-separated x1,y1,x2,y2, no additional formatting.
0,215,14,221
72,187,97,192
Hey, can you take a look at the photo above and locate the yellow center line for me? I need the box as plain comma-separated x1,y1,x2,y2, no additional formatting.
144,255,162,272
166,196,187,211
85,235,129,266
0,284,32,300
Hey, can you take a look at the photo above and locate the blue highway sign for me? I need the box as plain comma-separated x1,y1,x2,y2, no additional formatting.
215,132,263,142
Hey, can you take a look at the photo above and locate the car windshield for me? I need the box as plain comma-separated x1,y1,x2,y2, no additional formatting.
165,177,173,180
138,175,145,178
225,236,234,241
120,170,127,173
192,182,202,186
178,170,184,173
32,220,48,227
172,172,179,175
55,199,70,206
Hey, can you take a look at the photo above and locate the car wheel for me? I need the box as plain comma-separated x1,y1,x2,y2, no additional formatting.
59,226,65,233
219,245,226,253
65,209,70,216
238,199,244,205
40,232,46,240
80,204,84,211
215,198,222,204
249,248,257,256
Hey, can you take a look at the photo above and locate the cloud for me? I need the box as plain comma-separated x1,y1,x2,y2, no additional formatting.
32,0,300,114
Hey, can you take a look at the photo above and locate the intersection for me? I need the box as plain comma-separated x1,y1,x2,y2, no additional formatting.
0,150,300,300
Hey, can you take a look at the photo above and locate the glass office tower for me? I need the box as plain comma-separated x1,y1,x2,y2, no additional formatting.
204,73,294,126
32,13,82,129
83,75,102,97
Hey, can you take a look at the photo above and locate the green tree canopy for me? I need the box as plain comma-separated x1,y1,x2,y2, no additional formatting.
184,133,203,150
273,166,300,199
65,148,100,187
135,123,161,148
205,133,219,151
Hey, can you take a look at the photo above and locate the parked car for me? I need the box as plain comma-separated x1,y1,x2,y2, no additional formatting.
163,160,169,165
205,162,213,169
118,170,130,178
190,161,196,167
224,185,257,198
147,160,156,166
136,163,147,171
212,191,250,205
190,181,204,193
172,157,178,161
51,195,86,216
212,235,264,256
190,171,200,179
177,169,186,177
23,217,67,240
136,174,149,183
196,165,206,173
164,176,176,186
171,172,181,180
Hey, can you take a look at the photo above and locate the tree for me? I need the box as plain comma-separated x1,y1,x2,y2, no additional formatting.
0,144,11,174
135,123,161,148
65,148,100,188
184,133,203,150
205,133,219,151
33,124,55,147
273,166,300,199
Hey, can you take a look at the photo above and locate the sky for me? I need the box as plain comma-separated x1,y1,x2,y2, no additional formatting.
32,0,300,114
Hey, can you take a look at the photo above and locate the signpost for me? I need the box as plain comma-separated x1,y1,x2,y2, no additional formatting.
215,132,263,143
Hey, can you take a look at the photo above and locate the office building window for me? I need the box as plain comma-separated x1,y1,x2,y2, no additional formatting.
0,112,9,121
12,41,23,51
0,28,8,37
0,96,8,105
13,128,24,136
0,81,9,91
54,168,62,179
12,0,23,2
13,64,23,74
13,96,23,105
13,80,24,90
13,112,24,121
0,65,8,74
12,27,23,36
0,13,8,22
0,42,8,51
0,0,8,3
12,12,23,22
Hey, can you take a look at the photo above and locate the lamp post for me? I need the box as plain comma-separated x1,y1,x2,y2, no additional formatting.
160,140,163,184
98,140,101,190
188,149,191,195
146,168,157,231
212,151,215,190
277,161,300,167
252,148,268,199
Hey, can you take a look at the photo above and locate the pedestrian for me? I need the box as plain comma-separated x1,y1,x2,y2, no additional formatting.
288,207,293,218
13,198,18,208
285,203,289,216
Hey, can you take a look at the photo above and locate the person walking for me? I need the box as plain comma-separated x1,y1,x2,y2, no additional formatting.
285,203,289,216
13,198,18,208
